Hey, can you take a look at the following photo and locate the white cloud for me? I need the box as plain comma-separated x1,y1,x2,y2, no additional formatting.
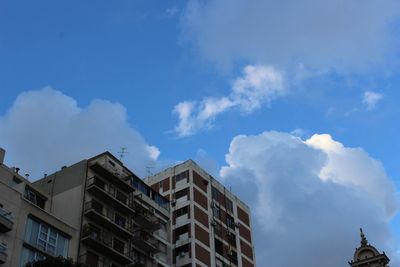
363,91,384,110
220,131,399,267
181,0,400,71
0,87,160,178
173,65,284,137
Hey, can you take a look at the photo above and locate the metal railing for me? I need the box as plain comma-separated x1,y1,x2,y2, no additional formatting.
87,177,133,208
0,208,14,222
84,201,133,233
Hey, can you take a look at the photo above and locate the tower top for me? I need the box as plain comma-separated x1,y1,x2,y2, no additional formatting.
360,228,368,246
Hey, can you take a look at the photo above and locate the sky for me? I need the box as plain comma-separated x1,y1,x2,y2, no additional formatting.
1,1,400,266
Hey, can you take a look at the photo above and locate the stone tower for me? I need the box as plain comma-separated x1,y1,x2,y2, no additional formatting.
349,228,390,267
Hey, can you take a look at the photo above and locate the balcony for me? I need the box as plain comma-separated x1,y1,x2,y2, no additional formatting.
89,162,134,193
84,201,133,238
175,252,190,266
0,208,13,233
131,230,158,253
86,177,134,215
133,204,160,231
0,243,7,264
81,224,132,265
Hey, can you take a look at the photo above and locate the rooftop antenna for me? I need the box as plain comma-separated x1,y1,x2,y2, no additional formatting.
118,147,128,161
146,166,154,176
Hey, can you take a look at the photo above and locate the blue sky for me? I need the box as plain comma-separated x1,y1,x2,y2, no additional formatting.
1,1,400,266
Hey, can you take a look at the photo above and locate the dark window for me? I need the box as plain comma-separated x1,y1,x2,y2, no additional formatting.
175,244,190,257
214,238,223,255
175,224,189,241
175,170,189,183
113,238,125,253
213,205,221,219
174,188,188,200
230,250,238,265
227,232,236,247
115,190,127,204
226,214,235,229
176,206,189,217
24,187,46,209
225,198,233,213
114,213,126,228
214,222,223,237
212,186,219,200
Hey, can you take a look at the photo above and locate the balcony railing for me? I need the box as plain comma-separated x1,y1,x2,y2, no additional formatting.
0,208,13,233
81,224,131,265
0,243,7,264
89,162,134,193
133,204,160,231
131,229,158,253
86,177,134,214
84,201,133,238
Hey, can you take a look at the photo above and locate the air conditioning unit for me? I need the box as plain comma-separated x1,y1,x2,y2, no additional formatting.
210,220,216,227
171,199,176,206
179,252,186,258
235,222,240,228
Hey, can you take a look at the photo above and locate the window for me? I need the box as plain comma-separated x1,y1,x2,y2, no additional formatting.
227,232,236,248
211,186,219,200
113,238,125,254
20,247,46,267
214,222,223,237
114,213,126,228
230,250,238,265
174,188,188,200
115,190,127,205
175,206,189,217
213,205,221,220
214,238,223,255
225,198,233,213
24,187,46,209
175,170,189,183
226,214,235,230
24,217,69,257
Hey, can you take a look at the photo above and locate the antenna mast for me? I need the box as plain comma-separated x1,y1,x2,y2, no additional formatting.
118,147,128,161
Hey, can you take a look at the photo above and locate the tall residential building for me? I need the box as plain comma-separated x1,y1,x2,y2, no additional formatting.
348,229,390,267
34,151,172,267
144,160,256,267
0,148,79,267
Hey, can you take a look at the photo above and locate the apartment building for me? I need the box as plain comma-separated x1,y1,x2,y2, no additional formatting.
0,148,79,267
145,160,256,267
33,151,171,267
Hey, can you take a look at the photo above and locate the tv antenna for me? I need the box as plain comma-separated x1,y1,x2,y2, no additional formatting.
118,147,128,161
146,166,154,176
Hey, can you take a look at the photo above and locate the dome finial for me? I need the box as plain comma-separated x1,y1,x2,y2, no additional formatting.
360,228,368,246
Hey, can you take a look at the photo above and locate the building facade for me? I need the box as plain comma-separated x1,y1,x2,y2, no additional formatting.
34,152,171,267
145,160,256,267
0,148,79,267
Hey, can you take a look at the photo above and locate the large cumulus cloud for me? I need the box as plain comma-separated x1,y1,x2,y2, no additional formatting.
220,131,398,267
0,87,160,178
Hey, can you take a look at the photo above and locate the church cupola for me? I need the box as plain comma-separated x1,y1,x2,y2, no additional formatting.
348,228,390,267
